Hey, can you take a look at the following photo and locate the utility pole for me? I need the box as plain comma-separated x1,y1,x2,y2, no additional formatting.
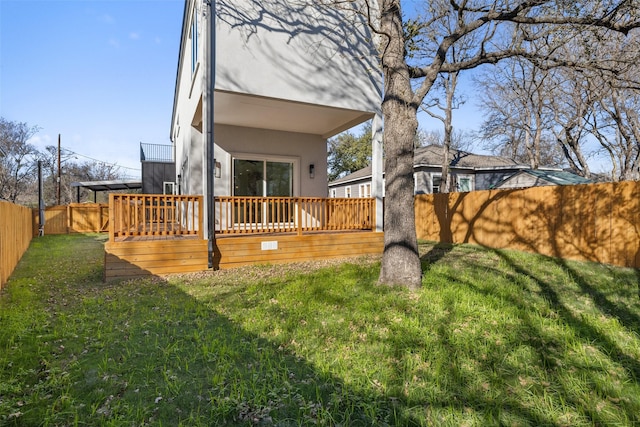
38,160,45,236
57,134,61,206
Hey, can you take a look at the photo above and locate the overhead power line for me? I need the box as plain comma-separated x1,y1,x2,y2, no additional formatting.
61,146,141,172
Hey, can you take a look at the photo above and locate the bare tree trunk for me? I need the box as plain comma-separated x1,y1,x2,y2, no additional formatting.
441,72,457,193
377,0,422,289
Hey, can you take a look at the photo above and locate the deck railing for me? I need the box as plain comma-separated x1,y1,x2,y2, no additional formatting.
109,194,203,241
109,195,375,240
214,197,375,235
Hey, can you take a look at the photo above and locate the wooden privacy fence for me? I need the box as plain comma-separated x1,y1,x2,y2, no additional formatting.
215,196,375,235
109,194,203,241
1,201,33,289
415,181,640,268
32,203,109,235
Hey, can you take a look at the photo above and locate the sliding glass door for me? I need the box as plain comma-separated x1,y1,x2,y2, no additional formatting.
233,158,294,226
233,159,293,197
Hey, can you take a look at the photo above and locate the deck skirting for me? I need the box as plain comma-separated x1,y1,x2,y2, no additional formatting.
104,232,384,281
213,232,384,269
104,239,209,281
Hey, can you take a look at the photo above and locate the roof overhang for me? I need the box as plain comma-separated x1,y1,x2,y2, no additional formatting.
214,91,374,138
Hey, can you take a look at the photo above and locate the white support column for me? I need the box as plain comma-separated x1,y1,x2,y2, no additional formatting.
371,111,384,232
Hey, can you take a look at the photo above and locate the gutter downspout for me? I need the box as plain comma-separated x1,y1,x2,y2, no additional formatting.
205,0,216,268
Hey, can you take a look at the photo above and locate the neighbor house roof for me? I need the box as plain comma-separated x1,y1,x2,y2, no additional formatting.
413,145,525,169
329,145,528,186
330,165,373,186
497,169,591,188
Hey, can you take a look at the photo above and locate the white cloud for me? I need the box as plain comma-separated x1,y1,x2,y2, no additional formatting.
129,32,141,40
101,14,115,24
28,134,53,150
108,38,120,48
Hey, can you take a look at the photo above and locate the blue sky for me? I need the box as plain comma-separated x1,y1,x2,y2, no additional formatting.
1,0,184,179
0,0,489,182
1,0,608,178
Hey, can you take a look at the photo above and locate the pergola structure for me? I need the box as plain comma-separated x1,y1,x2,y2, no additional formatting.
71,180,141,203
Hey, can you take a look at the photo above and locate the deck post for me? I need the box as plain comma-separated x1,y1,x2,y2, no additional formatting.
108,193,115,242
371,111,384,232
297,200,302,236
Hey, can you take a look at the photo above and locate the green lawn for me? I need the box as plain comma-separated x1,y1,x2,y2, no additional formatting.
1,233,639,426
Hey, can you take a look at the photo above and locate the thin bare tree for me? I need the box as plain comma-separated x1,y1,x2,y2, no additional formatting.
0,117,41,204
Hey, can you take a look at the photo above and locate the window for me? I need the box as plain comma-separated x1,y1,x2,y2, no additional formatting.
432,174,442,194
190,11,198,74
163,182,175,195
359,183,371,198
330,188,337,198
345,186,352,198
457,176,473,192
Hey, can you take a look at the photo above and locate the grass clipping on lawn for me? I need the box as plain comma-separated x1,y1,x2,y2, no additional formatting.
1,233,640,426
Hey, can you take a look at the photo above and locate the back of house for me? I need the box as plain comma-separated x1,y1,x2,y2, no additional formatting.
171,0,382,209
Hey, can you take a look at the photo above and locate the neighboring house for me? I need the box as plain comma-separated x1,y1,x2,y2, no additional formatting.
329,145,533,197
140,143,176,194
494,169,592,189
170,0,383,235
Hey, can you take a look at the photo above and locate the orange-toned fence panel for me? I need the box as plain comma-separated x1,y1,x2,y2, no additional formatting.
1,201,33,289
415,181,640,268
109,194,203,241
214,197,375,235
32,203,109,235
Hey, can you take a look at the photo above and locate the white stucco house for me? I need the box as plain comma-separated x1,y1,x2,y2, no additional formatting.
170,0,383,241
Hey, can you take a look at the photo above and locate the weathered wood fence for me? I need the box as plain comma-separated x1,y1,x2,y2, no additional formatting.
32,203,109,236
1,201,33,289
415,181,640,269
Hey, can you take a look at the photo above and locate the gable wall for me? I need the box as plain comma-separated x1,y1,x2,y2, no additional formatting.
476,170,521,190
497,173,550,189
172,0,206,197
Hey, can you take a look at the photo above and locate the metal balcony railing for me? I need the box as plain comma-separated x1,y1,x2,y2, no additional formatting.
140,143,174,163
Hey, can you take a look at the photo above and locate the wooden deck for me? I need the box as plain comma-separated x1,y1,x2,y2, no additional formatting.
104,194,383,281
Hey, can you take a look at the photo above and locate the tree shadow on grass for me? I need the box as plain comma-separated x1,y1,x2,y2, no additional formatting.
55,280,410,425
488,250,640,420
388,241,639,425
7,234,640,426
419,241,454,272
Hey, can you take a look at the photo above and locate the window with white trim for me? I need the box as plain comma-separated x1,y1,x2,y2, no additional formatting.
457,175,473,192
359,183,371,198
432,174,442,194
345,186,352,198
163,182,176,195
330,188,337,198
